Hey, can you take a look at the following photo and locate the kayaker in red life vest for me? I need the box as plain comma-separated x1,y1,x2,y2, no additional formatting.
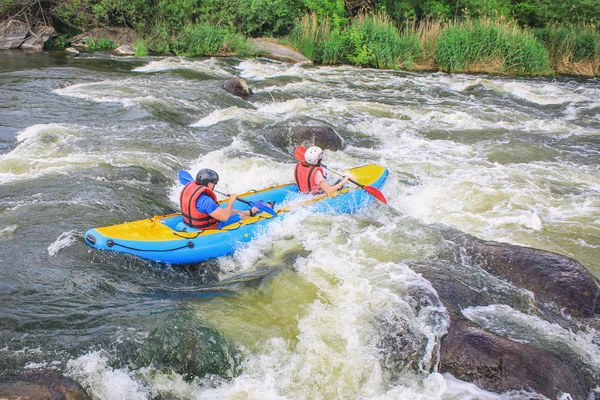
179,168,258,230
294,146,350,194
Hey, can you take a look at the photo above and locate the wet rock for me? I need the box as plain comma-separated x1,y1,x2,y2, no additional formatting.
20,25,56,50
0,370,91,400
135,310,241,379
114,44,135,55
65,47,80,56
409,259,536,317
250,38,311,64
0,20,28,49
69,27,137,48
445,232,600,318
440,316,590,400
223,78,252,97
291,126,345,151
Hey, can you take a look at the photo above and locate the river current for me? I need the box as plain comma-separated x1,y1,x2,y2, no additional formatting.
0,51,599,399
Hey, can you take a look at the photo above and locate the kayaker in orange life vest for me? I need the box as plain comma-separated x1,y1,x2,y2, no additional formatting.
294,146,350,194
179,168,258,230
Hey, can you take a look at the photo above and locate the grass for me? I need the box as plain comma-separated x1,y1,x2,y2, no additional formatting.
533,24,600,76
434,18,552,75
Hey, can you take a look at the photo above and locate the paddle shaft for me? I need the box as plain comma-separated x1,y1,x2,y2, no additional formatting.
320,163,365,188
214,189,252,206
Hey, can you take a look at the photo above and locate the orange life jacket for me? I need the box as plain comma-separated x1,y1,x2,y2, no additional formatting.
179,183,220,229
294,162,324,194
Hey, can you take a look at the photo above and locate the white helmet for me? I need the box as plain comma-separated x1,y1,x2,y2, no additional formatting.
304,146,323,165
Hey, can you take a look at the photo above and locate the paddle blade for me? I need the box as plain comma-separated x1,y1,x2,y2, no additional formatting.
293,146,307,162
250,201,278,217
364,185,387,204
178,170,194,185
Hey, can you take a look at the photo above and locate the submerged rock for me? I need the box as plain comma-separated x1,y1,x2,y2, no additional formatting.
135,310,241,379
290,126,345,151
440,316,590,400
223,78,252,97
0,370,91,400
444,231,600,318
408,238,600,399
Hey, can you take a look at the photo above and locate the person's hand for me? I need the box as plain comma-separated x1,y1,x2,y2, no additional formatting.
342,175,351,184
228,193,237,203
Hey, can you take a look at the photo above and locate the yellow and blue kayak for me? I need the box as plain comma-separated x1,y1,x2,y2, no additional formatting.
84,164,388,264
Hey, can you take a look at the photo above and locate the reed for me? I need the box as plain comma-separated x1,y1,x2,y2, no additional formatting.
412,19,447,69
533,24,600,76
290,13,320,61
173,23,229,57
346,12,404,69
435,18,552,75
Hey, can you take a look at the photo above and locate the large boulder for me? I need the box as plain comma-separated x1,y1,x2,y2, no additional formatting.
0,370,91,400
446,233,600,318
291,126,345,151
440,316,590,399
250,38,311,64
223,78,252,98
0,20,28,49
409,259,596,399
20,25,56,50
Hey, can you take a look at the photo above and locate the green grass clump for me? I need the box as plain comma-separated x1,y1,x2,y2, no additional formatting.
533,25,600,75
346,13,404,69
134,39,148,56
173,23,230,56
86,37,115,50
435,19,551,75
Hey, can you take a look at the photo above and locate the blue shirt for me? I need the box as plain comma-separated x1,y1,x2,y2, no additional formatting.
196,193,241,229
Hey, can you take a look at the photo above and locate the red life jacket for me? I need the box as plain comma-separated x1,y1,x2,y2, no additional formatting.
294,162,324,194
179,183,220,229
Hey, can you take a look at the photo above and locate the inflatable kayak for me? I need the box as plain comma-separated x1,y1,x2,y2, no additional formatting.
84,164,388,264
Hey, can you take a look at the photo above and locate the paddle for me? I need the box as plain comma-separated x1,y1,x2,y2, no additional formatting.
177,170,277,217
293,146,388,204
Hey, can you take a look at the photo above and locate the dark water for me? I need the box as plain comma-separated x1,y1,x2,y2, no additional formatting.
0,50,599,399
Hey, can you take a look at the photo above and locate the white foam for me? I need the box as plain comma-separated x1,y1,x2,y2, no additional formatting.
66,351,148,400
133,57,231,77
47,230,79,256
463,305,600,373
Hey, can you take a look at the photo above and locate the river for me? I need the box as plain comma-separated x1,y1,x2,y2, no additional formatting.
0,50,599,399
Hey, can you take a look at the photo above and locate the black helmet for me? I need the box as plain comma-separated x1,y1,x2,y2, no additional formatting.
195,168,219,186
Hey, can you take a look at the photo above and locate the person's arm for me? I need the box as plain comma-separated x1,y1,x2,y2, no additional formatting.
319,175,350,194
209,194,237,221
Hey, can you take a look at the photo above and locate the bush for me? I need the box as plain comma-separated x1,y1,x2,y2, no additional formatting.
235,0,303,36
172,23,236,57
86,37,115,49
346,13,404,69
435,19,551,75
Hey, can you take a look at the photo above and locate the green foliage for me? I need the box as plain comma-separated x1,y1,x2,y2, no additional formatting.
375,0,417,21
320,30,350,64
346,13,404,69
303,0,348,30
435,19,551,75
236,0,304,36
55,0,151,30
222,32,257,57
134,39,147,56
459,0,511,20
534,25,600,63
86,37,115,49
172,23,230,57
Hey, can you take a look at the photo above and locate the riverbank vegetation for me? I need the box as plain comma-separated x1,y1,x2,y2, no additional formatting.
1,0,599,76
